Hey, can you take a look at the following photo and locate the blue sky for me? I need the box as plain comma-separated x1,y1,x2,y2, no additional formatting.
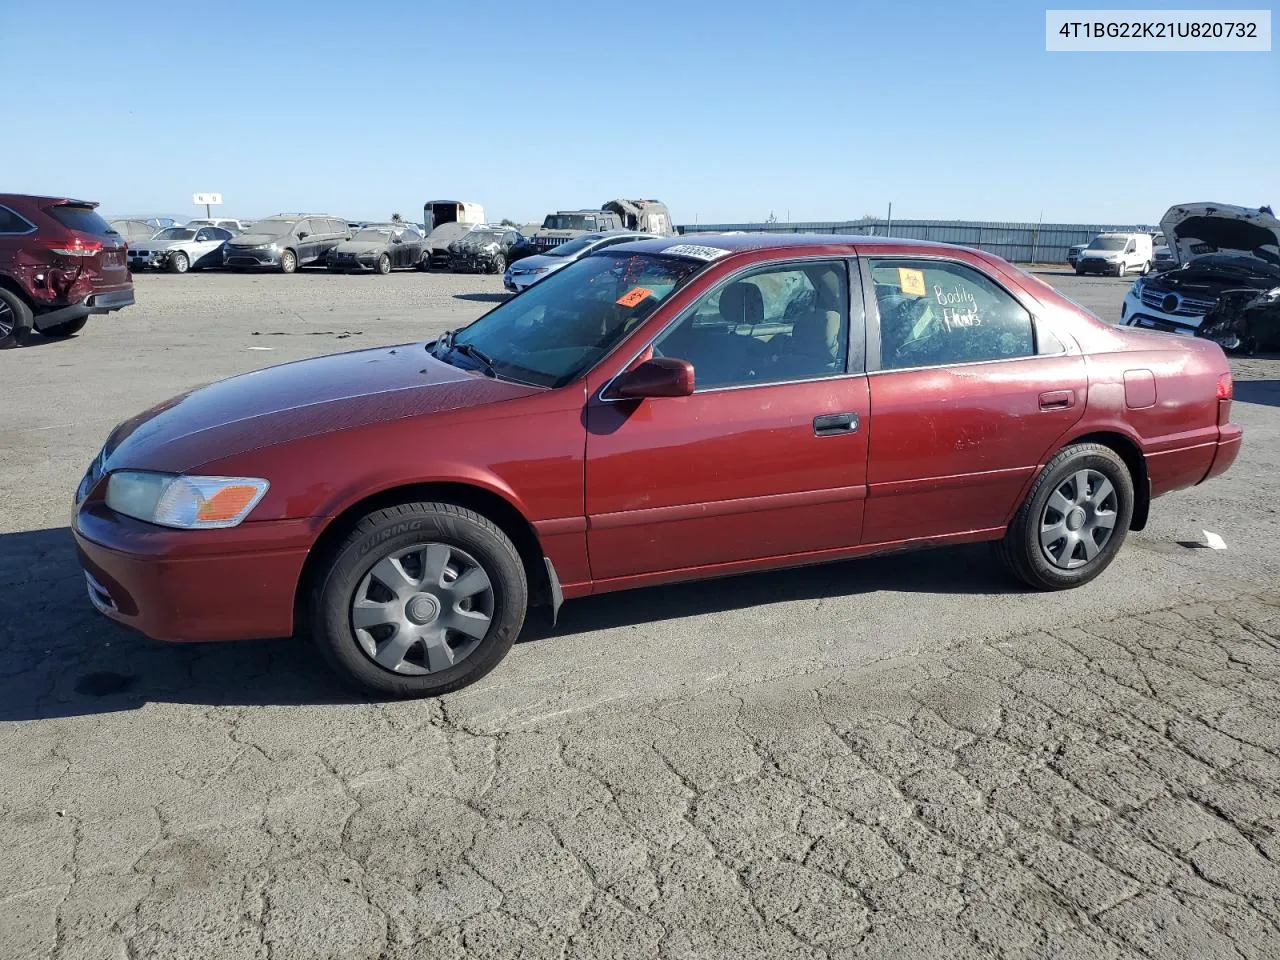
1,1,1274,225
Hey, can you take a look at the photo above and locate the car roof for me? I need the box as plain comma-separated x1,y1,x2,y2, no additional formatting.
606,232,963,258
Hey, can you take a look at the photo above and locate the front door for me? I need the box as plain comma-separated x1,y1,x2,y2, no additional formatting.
861,255,1087,544
585,259,871,582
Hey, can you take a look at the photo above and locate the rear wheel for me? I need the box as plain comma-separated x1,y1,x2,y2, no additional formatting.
996,443,1133,590
311,502,528,697
376,253,391,275
1140,261,1151,276
40,316,88,338
0,288,33,349
280,249,298,274
168,251,190,274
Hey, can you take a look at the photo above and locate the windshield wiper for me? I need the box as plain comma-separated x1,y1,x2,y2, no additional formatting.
451,342,498,377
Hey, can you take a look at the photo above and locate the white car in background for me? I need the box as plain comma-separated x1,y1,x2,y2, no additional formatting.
503,230,656,292
131,225,237,273
1074,232,1153,277
186,217,251,232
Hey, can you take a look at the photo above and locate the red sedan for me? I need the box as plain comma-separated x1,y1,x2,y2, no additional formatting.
73,235,1242,697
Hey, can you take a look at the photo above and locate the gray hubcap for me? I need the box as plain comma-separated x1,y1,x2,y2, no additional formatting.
350,542,494,675
1040,469,1118,569
0,301,13,338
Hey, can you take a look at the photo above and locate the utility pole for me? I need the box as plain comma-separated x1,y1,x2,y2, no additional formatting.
886,202,893,236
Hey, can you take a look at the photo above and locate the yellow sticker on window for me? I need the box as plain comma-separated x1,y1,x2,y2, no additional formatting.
898,268,926,297
616,287,654,308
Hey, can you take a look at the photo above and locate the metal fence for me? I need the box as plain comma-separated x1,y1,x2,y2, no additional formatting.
675,219,1159,264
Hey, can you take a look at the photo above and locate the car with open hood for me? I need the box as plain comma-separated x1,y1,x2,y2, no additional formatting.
132,224,237,273
447,226,523,274
503,230,655,291
222,215,349,273
73,234,1242,698
329,223,426,275
1122,202,1280,352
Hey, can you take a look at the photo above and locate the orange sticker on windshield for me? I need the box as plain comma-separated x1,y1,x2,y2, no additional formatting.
616,287,654,308
898,268,926,297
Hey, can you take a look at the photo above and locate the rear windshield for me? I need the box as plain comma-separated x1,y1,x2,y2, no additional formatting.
47,205,114,235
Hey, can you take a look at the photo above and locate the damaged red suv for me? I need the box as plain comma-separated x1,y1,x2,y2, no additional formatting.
0,194,134,346
73,235,1242,697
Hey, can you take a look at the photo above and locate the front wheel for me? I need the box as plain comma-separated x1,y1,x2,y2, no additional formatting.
996,443,1134,591
1116,261,1127,278
311,502,528,697
376,253,391,275
280,249,298,274
168,251,190,274
490,255,506,275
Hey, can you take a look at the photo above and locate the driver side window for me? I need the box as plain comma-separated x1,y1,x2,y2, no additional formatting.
654,261,850,391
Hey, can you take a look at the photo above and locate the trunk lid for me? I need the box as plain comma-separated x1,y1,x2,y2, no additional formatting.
44,201,130,293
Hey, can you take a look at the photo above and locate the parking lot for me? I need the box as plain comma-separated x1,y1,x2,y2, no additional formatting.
3,269,1279,959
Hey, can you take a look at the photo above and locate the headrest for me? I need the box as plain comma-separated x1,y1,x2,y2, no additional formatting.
719,282,764,326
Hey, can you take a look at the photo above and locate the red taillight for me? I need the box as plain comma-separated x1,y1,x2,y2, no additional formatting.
39,237,105,257
1216,372,1233,400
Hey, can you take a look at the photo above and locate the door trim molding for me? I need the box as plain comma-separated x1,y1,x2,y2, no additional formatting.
590,484,867,531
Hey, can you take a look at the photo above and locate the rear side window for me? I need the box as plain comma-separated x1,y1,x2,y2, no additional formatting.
327,219,345,235
45,204,114,235
0,206,34,234
869,258,1035,371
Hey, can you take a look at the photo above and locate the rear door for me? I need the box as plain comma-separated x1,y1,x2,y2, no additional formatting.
860,254,1086,544
585,258,871,581
45,203,130,292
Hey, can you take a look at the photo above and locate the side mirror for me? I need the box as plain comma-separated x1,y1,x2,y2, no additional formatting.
610,357,695,399
297,231,309,240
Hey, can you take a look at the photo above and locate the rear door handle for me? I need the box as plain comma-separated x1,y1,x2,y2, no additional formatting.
1039,390,1075,411
813,412,859,436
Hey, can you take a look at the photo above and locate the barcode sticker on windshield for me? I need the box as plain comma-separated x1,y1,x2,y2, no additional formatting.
898,268,927,297
616,287,654,308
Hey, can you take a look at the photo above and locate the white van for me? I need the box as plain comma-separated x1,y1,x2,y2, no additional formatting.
1074,232,1153,277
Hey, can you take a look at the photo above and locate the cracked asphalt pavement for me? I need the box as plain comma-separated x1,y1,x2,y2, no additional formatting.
2,269,1279,958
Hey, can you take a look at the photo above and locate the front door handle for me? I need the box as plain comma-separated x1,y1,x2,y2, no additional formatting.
813,412,859,436
1039,390,1076,411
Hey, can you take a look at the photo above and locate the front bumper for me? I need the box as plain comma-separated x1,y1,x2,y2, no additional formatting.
224,248,280,268
1077,257,1122,275
73,502,315,643
328,254,375,272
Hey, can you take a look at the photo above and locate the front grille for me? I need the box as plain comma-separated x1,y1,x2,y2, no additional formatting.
1139,288,1216,317
537,236,568,248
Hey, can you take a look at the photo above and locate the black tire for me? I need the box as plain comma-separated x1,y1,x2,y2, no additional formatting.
1074,267,1084,276
1140,261,1151,276
168,251,190,274
0,287,34,349
311,501,528,698
40,316,88,338
490,255,506,275
996,443,1134,591
375,253,391,276
280,249,298,274
416,257,430,272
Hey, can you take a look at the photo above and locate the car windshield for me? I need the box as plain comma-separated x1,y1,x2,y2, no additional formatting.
353,229,392,242
450,252,703,388
249,219,296,237
1087,237,1126,251
155,228,196,241
546,234,602,258
543,214,593,230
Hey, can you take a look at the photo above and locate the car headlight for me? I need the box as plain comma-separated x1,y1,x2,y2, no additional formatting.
531,267,550,275
1264,286,1280,301
1131,275,1146,292
105,471,269,529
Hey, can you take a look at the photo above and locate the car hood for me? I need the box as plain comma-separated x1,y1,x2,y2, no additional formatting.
1079,248,1121,259
227,233,290,248
335,240,388,255
101,345,540,473
1159,202,1280,267
511,253,569,272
